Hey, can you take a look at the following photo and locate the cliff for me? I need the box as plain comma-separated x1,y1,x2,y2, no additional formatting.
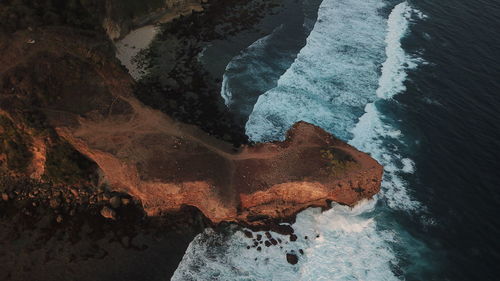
0,27,382,226
0,0,203,40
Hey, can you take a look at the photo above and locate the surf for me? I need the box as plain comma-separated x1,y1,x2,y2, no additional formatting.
173,1,428,280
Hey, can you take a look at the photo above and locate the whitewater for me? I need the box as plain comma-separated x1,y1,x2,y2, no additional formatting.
173,1,427,280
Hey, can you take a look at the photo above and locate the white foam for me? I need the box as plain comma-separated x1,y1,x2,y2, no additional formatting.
173,1,428,280
172,201,399,281
245,0,387,141
376,2,423,99
349,2,425,210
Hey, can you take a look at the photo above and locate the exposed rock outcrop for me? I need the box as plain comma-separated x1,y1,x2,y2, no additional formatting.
0,27,382,227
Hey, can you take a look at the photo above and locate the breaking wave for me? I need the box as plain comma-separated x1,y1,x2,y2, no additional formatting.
349,1,425,210
245,0,387,141
173,1,427,280
172,201,399,281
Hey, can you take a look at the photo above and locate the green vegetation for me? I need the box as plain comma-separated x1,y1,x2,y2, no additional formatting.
320,148,358,176
0,116,32,172
108,0,164,20
44,140,96,184
0,0,102,33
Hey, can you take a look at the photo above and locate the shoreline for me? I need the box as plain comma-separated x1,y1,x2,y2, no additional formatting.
0,0,383,279
115,2,205,80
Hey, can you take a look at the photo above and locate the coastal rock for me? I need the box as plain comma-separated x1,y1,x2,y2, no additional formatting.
100,206,116,220
0,28,382,227
109,196,121,209
286,253,298,265
49,199,60,209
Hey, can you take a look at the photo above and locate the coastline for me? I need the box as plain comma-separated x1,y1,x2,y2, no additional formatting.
0,0,384,279
115,2,205,80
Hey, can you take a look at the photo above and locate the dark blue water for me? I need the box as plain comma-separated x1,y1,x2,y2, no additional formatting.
172,0,500,279
397,0,500,279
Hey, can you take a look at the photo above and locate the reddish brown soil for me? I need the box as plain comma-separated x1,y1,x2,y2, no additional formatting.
0,27,382,227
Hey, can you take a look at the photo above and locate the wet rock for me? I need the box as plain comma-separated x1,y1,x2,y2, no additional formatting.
243,230,253,238
289,234,297,242
270,224,294,235
257,246,261,252
265,231,272,239
109,196,121,209
256,234,262,241
299,249,304,255
265,240,271,247
270,238,278,245
100,206,116,220
286,253,298,265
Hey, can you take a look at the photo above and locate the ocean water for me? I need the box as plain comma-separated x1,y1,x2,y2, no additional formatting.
173,0,500,279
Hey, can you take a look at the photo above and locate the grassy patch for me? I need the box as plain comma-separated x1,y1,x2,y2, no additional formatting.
320,148,358,176
0,116,32,172
44,140,96,184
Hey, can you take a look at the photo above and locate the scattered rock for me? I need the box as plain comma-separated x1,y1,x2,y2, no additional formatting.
56,215,63,223
256,234,262,241
289,234,297,242
1,192,8,201
121,198,131,205
100,206,116,220
257,246,261,252
52,190,61,198
286,253,298,265
265,231,272,239
109,196,121,209
270,238,278,245
299,249,304,255
49,198,60,209
264,240,271,247
70,188,79,198
103,193,111,201
243,230,253,238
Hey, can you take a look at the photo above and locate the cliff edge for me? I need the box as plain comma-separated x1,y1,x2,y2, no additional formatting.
0,27,382,226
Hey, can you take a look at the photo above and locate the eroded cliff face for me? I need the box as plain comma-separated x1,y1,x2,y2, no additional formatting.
0,27,382,226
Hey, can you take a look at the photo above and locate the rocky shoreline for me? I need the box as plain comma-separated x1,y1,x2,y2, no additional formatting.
0,0,383,279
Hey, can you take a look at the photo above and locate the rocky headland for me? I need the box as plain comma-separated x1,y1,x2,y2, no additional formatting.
0,0,382,279
0,26,382,226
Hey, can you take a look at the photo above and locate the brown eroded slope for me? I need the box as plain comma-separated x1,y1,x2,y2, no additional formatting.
0,27,382,226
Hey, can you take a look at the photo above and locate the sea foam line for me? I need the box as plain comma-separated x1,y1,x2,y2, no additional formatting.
350,1,425,211
172,2,426,280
